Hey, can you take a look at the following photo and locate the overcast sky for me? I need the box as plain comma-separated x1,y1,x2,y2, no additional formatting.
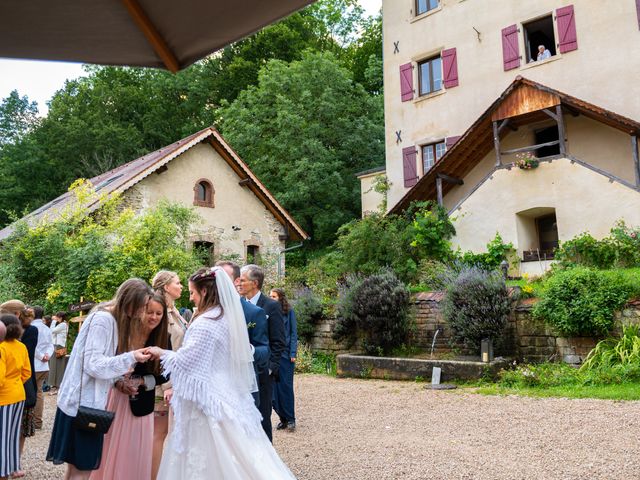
0,0,382,115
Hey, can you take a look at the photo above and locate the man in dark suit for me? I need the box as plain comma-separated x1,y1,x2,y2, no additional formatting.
216,261,270,408
239,264,285,443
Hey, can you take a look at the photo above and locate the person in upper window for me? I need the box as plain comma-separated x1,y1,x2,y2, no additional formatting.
537,45,551,61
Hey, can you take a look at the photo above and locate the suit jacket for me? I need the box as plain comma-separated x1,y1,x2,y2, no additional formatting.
256,292,286,377
20,325,38,408
241,299,270,374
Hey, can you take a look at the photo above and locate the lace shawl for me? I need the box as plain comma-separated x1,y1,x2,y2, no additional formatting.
161,308,263,452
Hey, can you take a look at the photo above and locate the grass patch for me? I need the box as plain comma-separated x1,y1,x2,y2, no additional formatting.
471,382,640,401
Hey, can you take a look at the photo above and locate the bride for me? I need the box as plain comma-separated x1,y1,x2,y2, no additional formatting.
146,267,296,479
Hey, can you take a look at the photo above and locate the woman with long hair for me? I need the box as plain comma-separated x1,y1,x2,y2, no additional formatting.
269,288,298,432
0,314,31,480
146,267,296,479
90,292,169,480
0,300,37,479
150,270,188,478
46,279,153,480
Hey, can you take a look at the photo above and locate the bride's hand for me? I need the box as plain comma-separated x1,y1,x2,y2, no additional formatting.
145,346,164,359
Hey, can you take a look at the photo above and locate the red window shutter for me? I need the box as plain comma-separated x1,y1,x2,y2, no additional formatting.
556,5,578,53
501,24,520,71
402,147,418,187
400,63,414,102
637,0,640,30
445,136,461,149
441,48,459,88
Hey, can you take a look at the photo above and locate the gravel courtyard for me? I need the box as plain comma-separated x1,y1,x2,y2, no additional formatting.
23,375,640,479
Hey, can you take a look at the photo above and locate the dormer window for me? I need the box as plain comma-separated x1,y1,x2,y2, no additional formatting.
193,179,214,208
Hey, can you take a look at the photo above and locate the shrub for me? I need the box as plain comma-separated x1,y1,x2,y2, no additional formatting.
332,274,363,347
458,232,514,271
555,221,640,269
532,267,636,336
294,343,336,375
580,325,640,383
498,362,581,388
335,270,411,355
442,267,512,352
293,289,324,343
416,259,449,291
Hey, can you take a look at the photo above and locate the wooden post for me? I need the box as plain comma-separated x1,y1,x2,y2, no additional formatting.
556,105,566,156
493,121,501,167
436,177,443,206
632,135,640,187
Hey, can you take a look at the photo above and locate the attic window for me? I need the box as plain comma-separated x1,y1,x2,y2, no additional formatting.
524,16,557,63
193,179,214,208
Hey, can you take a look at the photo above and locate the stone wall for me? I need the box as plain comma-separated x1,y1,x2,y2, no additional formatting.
309,293,640,364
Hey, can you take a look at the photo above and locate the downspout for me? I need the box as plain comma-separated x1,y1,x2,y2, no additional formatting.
277,241,306,279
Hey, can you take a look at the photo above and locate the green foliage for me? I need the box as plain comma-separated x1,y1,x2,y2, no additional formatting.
410,202,456,261
555,221,640,269
336,270,411,356
293,289,324,343
220,51,384,246
442,267,512,351
498,362,581,388
580,325,640,380
333,274,364,346
294,343,337,375
0,181,202,309
458,232,514,271
416,259,449,291
332,201,455,283
532,267,637,337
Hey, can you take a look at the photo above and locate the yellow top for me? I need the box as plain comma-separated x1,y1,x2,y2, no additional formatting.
0,339,31,406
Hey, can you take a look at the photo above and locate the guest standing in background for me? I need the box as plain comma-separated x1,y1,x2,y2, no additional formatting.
238,264,286,442
0,314,31,480
48,311,68,393
30,306,54,430
269,289,298,432
151,270,188,479
89,292,169,480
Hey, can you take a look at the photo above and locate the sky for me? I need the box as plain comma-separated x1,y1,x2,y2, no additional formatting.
0,0,382,115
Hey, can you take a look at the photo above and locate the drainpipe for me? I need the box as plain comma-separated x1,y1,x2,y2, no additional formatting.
277,242,305,279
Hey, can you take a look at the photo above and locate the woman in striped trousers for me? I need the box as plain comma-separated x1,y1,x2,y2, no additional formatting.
0,314,31,480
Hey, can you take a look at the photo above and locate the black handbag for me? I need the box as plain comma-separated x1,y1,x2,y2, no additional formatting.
72,313,116,434
23,377,37,408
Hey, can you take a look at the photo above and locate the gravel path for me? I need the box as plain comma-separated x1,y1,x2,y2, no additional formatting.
22,375,640,479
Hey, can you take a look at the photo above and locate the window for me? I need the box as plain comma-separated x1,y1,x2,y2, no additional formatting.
193,178,214,207
535,126,560,157
418,56,442,96
536,214,559,253
421,141,446,172
194,241,215,266
416,0,438,16
523,16,557,63
246,244,260,264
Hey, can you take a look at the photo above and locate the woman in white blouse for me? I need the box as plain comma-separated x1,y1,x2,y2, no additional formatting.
46,279,153,480
48,311,69,392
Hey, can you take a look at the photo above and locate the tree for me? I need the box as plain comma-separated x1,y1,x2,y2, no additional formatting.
220,51,384,246
0,90,39,145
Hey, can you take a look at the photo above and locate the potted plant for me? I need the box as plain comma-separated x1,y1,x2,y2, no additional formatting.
515,153,539,170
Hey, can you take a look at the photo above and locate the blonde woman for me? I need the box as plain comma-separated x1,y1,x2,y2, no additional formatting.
151,270,188,479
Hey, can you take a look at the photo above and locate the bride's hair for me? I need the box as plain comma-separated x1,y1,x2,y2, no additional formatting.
189,268,224,320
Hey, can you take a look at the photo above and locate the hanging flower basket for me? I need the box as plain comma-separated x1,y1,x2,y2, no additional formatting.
515,153,539,170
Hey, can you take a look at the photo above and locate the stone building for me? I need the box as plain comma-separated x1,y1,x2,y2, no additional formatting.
361,0,640,274
0,127,309,270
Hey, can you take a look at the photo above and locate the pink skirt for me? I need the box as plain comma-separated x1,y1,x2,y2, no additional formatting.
89,388,153,480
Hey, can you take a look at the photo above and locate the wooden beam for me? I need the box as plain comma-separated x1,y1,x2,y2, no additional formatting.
497,119,511,134
122,0,180,73
436,173,464,185
238,178,251,186
436,177,443,206
502,140,560,156
562,104,580,117
492,121,502,167
556,104,566,156
542,108,558,122
632,135,640,187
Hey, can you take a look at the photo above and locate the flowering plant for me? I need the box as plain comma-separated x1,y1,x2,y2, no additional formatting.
515,153,539,170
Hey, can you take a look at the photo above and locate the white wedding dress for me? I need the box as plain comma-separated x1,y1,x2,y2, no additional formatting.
157,305,297,479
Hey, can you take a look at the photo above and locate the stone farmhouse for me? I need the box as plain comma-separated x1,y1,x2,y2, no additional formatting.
0,127,309,271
